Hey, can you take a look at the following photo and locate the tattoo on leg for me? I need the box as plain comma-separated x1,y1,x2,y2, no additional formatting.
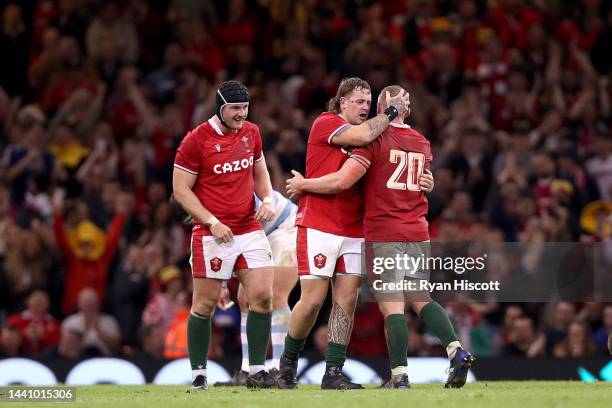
327,301,354,346
366,114,390,141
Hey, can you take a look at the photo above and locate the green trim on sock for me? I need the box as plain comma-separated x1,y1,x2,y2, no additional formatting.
325,342,347,368
284,333,306,357
385,314,408,369
247,310,272,366
420,301,458,347
188,313,210,370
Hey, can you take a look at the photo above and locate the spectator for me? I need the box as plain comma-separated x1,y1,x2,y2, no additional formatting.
544,302,576,354
112,244,149,347
142,265,185,333
147,43,184,103
0,324,22,357
162,291,190,360
594,304,612,354
2,105,63,206
502,316,545,357
52,189,128,315
135,324,164,359
2,223,56,306
552,321,597,357
585,133,612,200
42,328,85,360
62,288,121,356
42,35,98,113
4,290,60,355
0,4,29,96
499,305,524,349
85,1,138,64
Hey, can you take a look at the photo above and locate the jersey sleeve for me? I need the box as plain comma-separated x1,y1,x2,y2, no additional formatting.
174,131,201,175
425,141,433,170
350,141,375,170
253,125,264,163
311,114,350,145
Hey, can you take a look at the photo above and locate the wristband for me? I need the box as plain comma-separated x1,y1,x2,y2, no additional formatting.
205,215,220,228
383,105,399,121
263,196,273,204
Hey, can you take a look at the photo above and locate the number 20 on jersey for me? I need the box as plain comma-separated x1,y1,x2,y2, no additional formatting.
387,149,425,191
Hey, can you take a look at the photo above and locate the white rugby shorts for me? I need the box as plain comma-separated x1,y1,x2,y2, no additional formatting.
190,229,272,279
296,226,363,279
267,215,297,267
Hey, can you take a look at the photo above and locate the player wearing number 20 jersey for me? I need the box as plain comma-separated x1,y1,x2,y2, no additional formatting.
350,122,432,242
285,85,474,390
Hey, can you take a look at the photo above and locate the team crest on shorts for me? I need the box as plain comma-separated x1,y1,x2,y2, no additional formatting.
314,253,327,269
210,257,222,272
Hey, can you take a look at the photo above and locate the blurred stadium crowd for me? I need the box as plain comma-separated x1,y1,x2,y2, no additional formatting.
0,0,611,361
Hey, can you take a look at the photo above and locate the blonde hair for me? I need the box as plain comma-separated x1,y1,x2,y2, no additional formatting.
327,77,371,113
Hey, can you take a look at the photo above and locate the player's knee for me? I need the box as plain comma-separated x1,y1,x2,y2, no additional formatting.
332,281,360,305
378,302,404,318
248,287,273,313
302,299,324,317
191,294,216,316
332,292,358,314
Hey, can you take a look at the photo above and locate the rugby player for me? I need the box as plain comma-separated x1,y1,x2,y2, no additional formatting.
173,80,276,391
286,85,475,389
278,77,411,390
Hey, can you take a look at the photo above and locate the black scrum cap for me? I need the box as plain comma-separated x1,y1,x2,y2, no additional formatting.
216,80,249,127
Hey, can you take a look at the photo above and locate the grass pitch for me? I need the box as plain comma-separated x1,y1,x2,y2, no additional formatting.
15,382,612,408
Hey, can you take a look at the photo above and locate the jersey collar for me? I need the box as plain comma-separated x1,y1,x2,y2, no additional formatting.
390,122,411,128
208,116,225,136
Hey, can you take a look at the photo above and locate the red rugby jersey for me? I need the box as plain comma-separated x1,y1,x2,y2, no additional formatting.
174,118,263,236
296,112,364,238
350,123,432,242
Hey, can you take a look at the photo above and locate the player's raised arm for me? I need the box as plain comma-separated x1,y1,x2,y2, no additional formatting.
330,90,411,147
172,167,233,242
286,158,367,198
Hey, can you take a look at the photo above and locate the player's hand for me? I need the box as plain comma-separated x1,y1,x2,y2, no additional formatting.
286,170,304,199
217,287,233,310
386,89,411,115
211,222,233,243
255,201,275,222
419,169,434,192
